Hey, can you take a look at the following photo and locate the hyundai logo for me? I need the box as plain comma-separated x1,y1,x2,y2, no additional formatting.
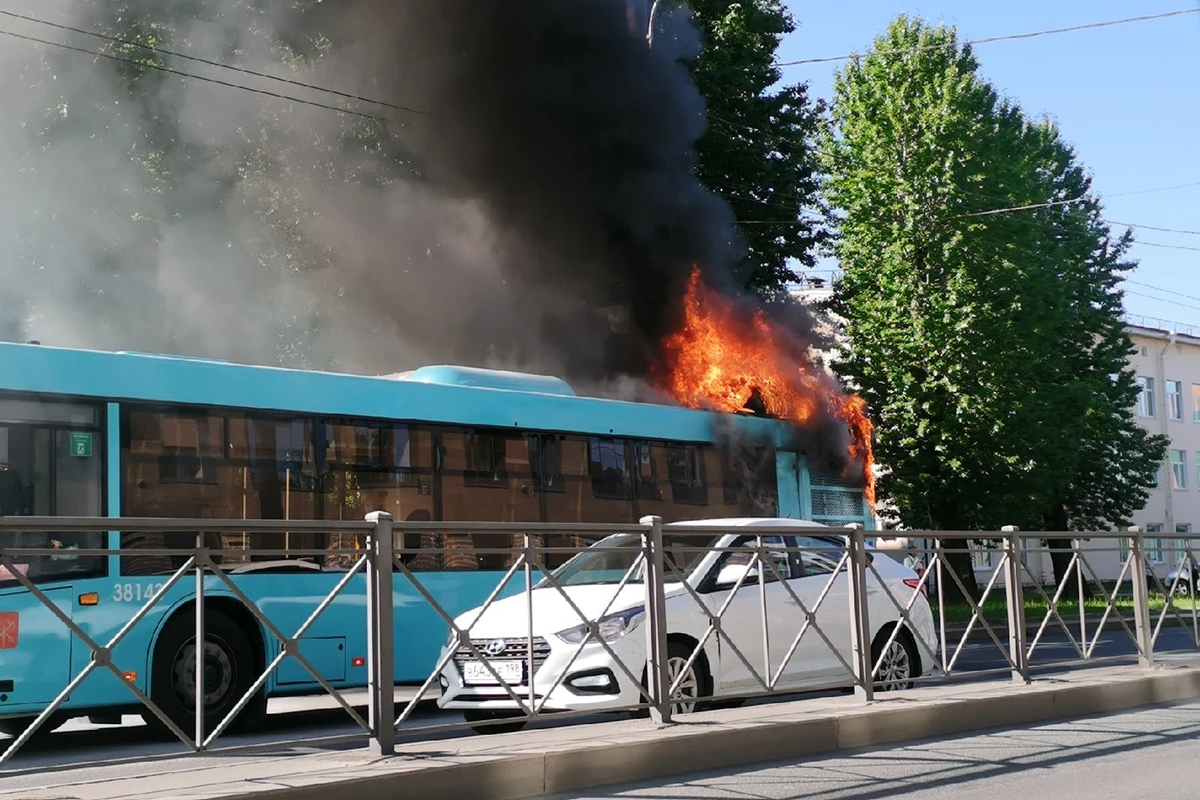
484,639,507,657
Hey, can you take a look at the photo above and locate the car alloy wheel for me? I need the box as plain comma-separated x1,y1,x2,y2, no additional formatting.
876,639,913,690
667,655,700,714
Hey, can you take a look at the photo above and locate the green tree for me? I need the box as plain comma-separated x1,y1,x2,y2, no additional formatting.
822,16,1165,600
684,0,825,297
1016,133,1167,591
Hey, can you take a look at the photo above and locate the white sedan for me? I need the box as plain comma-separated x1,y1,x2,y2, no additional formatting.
435,518,937,733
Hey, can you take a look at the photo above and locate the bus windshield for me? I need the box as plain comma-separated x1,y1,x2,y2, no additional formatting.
542,533,720,587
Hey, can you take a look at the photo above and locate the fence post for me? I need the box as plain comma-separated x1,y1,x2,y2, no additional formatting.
366,511,396,756
1001,526,1029,684
846,524,874,702
1128,526,1155,668
640,515,672,724
195,530,207,746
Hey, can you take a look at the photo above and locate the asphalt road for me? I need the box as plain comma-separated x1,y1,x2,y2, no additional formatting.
541,698,1200,800
2,625,1197,772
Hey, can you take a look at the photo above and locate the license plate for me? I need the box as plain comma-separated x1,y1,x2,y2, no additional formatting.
462,659,524,686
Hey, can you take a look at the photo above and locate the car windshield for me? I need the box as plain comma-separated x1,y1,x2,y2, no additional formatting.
542,533,721,587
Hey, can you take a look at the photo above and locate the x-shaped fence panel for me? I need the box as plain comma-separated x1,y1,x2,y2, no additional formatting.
0,516,378,765
3,517,1191,765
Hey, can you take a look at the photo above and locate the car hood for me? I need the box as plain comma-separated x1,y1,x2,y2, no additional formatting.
452,583,668,639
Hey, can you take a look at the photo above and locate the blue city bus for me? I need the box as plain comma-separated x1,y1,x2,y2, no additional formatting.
0,341,871,737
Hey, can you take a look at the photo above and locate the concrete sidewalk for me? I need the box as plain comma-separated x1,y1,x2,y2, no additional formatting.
5,662,1200,800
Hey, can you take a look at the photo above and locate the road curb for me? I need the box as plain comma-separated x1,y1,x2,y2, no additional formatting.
204,666,1200,800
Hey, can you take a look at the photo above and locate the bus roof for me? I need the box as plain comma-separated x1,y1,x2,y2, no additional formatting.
0,341,789,444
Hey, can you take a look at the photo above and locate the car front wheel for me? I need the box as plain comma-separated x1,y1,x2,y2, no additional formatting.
871,630,918,691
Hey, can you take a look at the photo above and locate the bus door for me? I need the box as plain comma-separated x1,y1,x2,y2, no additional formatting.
0,398,105,709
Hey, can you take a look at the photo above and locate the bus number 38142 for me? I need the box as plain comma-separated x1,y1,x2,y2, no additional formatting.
112,583,166,603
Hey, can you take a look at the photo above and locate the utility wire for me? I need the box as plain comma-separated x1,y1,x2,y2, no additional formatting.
1105,221,1200,236
0,8,428,118
776,8,1200,67
960,196,1088,218
1125,290,1200,314
0,26,391,123
1125,279,1200,307
1137,241,1200,253
1107,180,1200,198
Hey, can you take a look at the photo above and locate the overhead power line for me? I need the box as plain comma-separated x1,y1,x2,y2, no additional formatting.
1137,241,1200,253
0,8,426,118
776,7,1200,67
0,26,390,123
1105,220,1200,236
960,196,1088,218
1125,279,1200,307
1107,180,1200,198
1125,290,1200,314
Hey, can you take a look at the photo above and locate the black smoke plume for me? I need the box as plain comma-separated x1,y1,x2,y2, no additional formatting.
1,0,826,392
311,0,745,382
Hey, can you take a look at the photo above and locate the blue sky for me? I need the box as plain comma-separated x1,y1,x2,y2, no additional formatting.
775,1,1200,329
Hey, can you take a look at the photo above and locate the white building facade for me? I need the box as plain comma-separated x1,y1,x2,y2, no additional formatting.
1120,322,1200,579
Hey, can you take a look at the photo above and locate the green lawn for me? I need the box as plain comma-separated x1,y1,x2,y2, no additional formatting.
933,594,1198,624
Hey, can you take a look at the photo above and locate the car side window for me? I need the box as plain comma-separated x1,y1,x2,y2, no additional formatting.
796,536,848,576
712,534,792,587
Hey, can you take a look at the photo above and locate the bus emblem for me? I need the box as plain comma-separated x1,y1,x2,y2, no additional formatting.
0,612,17,649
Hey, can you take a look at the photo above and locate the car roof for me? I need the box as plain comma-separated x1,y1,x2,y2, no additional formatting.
665,517,829,529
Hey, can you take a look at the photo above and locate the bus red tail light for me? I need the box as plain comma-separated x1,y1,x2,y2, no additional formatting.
352,657,365,668
902,578,927,597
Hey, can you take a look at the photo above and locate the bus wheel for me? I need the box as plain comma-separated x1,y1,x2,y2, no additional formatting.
145,608,266,740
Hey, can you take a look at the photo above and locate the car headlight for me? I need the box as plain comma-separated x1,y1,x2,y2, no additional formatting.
556,606,646,644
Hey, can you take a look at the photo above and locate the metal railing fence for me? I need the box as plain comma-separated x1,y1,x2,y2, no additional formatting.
2,516,1198,765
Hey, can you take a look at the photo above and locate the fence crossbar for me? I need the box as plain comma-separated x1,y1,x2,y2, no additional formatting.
867,555,946,682
534,562,658,706
942,555,1018,674
532,550,650,715
765,551,856,690
0,551,202,761
203,557,371,735
1075,549,1140,658
1022,553,1086,662
1148,551,1200,650
392,552,533,729
390,554,536,716
662,549,772,697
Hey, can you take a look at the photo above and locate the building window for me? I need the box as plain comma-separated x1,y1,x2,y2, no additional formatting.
1177,524,1192,561
1147,523,1165,564
1136,377,1156,417
1193,384,1200,422
1167,381,1184,420
1172,450,1188,490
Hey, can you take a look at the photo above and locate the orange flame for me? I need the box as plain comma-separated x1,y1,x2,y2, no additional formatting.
658,267,876,510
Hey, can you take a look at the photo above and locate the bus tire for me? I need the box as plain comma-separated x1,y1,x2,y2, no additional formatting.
144,608,266,739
